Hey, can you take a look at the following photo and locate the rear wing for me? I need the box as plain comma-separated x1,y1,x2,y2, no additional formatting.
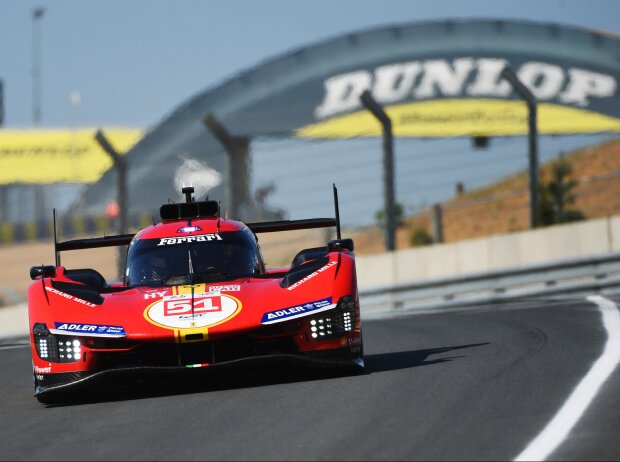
53,184,343,265
52,210,134,266
247,184,342,236
246,218,335,233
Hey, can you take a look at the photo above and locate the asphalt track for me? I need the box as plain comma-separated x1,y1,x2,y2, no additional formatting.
2,297,620,461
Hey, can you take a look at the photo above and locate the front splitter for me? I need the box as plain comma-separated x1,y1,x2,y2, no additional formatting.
34,352,365,401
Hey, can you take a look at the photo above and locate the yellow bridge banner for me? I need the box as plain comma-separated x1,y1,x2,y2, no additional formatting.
0,128,143,184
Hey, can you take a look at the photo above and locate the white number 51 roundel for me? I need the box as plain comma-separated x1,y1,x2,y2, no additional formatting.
145,293,241,329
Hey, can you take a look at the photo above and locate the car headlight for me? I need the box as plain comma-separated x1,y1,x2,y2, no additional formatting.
309,296,357,340
58,338,82,362
33,323,82,363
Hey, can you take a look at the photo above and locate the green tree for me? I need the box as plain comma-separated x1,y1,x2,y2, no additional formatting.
410,227,433,247
375,202,406,228
538,156,585,226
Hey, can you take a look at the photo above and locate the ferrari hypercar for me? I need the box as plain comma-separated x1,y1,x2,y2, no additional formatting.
28,186,364,402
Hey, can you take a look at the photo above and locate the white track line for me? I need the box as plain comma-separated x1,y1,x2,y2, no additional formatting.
514,295,620,461
0,344,29,350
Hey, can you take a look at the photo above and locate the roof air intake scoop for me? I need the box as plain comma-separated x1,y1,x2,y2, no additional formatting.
182,186,195,204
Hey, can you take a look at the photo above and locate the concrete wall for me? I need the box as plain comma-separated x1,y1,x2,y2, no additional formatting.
356,216,616,290
2,215,619,339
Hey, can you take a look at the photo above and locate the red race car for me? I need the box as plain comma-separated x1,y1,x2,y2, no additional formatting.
28,185,364,403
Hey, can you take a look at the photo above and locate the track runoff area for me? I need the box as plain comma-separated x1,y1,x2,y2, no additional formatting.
1,294,620,461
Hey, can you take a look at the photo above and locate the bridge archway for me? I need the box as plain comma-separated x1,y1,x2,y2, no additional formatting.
81,19,620,216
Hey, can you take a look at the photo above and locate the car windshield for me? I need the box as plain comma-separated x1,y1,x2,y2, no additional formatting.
126,230,261,287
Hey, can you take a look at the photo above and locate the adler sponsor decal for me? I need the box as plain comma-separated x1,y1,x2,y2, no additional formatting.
261,297,334,324
287,260,337,291
54,322,126,336
45,286,96,307
157,234,222,246
315,58,617,119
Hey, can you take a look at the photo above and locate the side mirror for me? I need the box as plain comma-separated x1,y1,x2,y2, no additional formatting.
328,238,354,252
30,265,56,280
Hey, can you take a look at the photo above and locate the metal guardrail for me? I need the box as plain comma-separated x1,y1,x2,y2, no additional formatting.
359,252,620,316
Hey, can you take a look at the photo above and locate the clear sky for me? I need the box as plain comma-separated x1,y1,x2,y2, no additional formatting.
2,0,620,228
1,0,620,129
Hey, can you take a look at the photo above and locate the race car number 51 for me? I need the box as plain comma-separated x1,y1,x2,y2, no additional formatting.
145,293,242,330
164,296,221,316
